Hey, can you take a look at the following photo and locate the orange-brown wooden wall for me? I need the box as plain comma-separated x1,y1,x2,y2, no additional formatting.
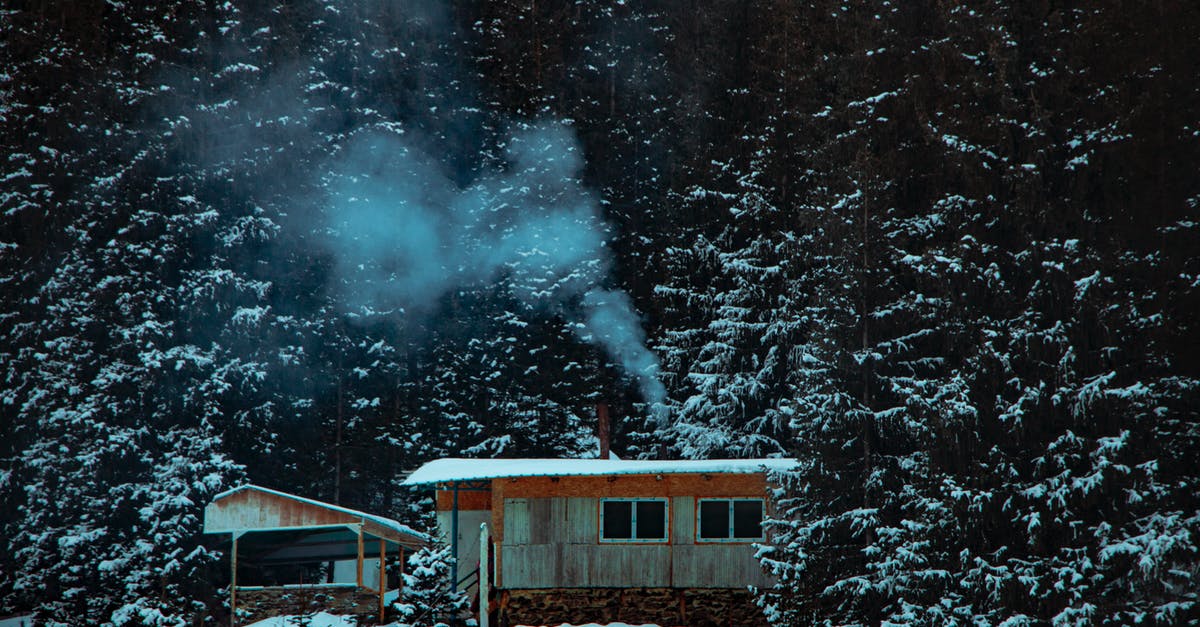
488,473,768,544
435,488,492,511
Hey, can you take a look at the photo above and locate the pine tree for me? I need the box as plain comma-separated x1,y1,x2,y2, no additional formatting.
762,2,1200,625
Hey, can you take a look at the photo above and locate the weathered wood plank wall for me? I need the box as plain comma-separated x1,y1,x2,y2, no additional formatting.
671,496,694,545
206,490,356,530
671,544,772,588
565,498,596,544
490,473,768,545
498,493,771,589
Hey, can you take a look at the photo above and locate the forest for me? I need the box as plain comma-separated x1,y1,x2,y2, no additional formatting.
2,0,1198,625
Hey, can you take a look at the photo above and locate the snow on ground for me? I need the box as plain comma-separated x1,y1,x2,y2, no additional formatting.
243,617,657,627
0,613,659,627
515,623,661,627
244,613,371,627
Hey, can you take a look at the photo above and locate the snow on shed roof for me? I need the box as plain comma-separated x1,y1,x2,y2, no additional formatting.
209,484,427,542
401,458,797,486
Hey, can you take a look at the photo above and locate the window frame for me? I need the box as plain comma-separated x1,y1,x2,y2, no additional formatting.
598,497,670,544
695,497,766,543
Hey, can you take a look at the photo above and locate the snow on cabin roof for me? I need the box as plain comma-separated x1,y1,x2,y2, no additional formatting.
210,484,428,541
401,458,797,486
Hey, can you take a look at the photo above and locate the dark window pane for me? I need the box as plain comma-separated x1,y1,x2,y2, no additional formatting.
733,500,763,539
635,501,666,539
603,501,632,539
699,500,729,539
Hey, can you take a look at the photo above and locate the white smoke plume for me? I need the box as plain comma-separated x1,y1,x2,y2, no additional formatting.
322,120,667,414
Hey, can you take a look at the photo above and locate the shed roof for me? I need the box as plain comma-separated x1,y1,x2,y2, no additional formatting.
401,458,797,486
204,484,427,554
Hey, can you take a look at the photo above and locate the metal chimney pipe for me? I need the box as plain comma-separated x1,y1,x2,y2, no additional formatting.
596,403,611,459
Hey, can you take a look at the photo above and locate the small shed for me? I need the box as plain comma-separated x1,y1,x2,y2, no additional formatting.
204,485,427,626
402,458,795,627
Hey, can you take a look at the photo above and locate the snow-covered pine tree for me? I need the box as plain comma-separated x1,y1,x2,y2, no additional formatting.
0,3,263,622
648,0,810,460
394,543,469,627
763,2,1200,625
655,163,806,458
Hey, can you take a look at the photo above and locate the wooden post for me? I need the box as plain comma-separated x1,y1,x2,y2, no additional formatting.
230,534,238,627
356,525,364,588
398,547,405,594
478,523,490,627
450,483,460,590
378,539,386,623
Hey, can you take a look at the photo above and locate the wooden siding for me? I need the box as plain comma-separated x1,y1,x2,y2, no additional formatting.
565,498,597,543
494,473,767,502
671,496,694,546
503,498,591,545
573,545,672,587
501,543,559,588
206,489,357,531
490,473,768,544
671,544,773,588
501,544,673,588
497,492,769,589
435,489,492,511
503,499,532,545
205,488,422,549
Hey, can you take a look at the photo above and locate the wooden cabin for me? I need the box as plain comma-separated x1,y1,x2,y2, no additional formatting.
204,485,427,625
402,458,795,627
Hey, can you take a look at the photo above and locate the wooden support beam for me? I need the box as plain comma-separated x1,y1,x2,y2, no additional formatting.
479,523,490,627
378,539,386,623
356,525,364,588
450,483,460,590
230,535,239,627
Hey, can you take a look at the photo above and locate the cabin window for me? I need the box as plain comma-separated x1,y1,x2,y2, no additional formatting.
600,498,668,542
696,498,764,542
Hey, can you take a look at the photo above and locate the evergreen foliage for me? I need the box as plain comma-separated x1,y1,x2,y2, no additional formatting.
1,0,1196,625
746,2,1200,625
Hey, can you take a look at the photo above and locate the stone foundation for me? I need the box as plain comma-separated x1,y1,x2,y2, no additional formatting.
497,588,767,627
236,585,380,625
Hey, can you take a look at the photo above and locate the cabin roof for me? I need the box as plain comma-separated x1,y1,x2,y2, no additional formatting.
401,458,797,486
